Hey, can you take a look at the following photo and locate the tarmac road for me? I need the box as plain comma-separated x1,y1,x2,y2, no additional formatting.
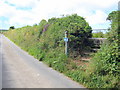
0,34,85,88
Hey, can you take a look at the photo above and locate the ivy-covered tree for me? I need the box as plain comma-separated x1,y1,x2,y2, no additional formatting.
46,14,92,56
106,11,119,42
64,14,92,55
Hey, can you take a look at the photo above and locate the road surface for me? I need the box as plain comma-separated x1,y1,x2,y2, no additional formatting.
0,34,85,88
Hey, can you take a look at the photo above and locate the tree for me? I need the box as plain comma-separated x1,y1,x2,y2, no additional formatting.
47,14,92,56
9,26,15,29
39,19,47,25
66,14,92,54
106,11,119,42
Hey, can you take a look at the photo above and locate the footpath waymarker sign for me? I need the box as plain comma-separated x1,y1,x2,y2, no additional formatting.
64,38,68,42
64,31,68,56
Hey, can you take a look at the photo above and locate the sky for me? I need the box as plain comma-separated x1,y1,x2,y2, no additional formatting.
0,0,119,30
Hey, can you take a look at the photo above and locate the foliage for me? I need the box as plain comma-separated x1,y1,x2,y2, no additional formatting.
106,11,119,43
9,26,15,29
86,11,120,88
48,14,92,56
4,13,92,69
92,32,105,38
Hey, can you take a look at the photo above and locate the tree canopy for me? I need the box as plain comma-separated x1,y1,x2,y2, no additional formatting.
9,26,15,29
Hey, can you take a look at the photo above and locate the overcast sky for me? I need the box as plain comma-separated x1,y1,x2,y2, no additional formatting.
0,0,119,29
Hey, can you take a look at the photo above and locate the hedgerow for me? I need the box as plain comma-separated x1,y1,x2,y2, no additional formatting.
4,12,119,88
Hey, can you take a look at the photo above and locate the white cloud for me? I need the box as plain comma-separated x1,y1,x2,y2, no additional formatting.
86,10,108,25
0,1,16,17
3,0,39,7
0,0,119,29
85,10,111,29
78,0,118,9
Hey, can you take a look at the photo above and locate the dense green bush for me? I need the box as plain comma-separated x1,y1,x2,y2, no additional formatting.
86,11,120,88
9,26,15,29
47,14,92,56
